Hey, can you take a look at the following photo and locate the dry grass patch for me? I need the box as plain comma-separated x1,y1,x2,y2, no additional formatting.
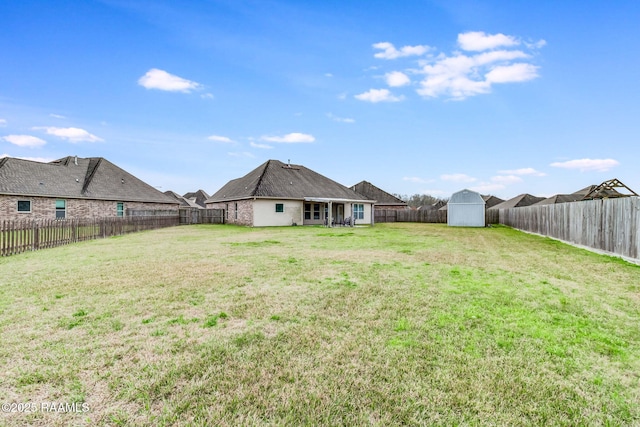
1,223,639,426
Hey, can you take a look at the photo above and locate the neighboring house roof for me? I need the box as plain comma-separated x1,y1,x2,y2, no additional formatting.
183,189,210,208
580,178,637,200
0,156,177,204
207,160,374,203
164,190,199,207
488,193,545,210
482,195,505,209
350,180,406,207
534,194,585,206
419,200,447,210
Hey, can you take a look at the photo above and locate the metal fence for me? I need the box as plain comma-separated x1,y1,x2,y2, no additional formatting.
498,197,640,261
0,216,179,257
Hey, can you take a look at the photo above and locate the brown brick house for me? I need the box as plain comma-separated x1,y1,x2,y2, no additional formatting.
206,160,375,227
0,156,179,221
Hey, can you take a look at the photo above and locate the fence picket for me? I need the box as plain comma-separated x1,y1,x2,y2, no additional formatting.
0,216,180,257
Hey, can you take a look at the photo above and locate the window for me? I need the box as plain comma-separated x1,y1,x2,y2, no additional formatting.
235,202,238,219
55,199,66,219
353,204,364,220
313,203,320,220
17,200,31,213
304,203,311,220
117,202,124,217
275,203,284,213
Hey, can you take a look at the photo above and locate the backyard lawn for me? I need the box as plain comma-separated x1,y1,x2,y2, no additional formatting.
0,223,639,426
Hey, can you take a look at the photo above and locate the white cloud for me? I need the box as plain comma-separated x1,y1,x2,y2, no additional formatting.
470,183,506,193
49,113,66,119
365,32,544,101
486,63,540,83
403,176,431,184
261,133,315,143
0,119,8,127
200,93,214,99
325,73,334,77
441,173,477,183
208,135,234,143
138,68,202,93
327,113,355,123
550,158,619,172
355,88,404,103
385,71,411,87
0,153,53,162
490,175,522,184
250,141,273,149
417,47,540,100
228,151,255,158
35,127,103,143
373,42,431,59
458,31,519,51
498,167,546,176
1,134,47,148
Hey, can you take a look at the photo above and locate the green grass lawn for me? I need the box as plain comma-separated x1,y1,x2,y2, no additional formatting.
1,223,639,426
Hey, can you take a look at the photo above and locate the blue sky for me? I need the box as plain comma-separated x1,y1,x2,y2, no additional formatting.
1,0,639,200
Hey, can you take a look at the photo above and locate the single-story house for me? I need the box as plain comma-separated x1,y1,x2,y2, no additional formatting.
0,156,179,221
350,180,407,211
206,159,375,227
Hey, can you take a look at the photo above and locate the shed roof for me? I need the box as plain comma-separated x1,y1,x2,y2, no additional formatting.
207,160,374,203
449,189,485,204
350,180,406,206
0,156,176,204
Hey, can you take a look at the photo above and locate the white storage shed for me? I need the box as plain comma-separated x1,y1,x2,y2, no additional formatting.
447,189,486,227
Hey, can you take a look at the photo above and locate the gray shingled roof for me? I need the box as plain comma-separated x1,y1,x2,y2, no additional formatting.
0,156,177,204
350,180,406,206
488,193,545,210
533,194,585,205
183,189,210,208
207,160,374,203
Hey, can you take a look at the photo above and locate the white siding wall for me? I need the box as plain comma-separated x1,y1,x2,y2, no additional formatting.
253,199,303,226
448,204,485,227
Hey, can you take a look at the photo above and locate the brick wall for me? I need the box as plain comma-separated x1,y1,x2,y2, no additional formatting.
0,195,178,221
207,200,253,226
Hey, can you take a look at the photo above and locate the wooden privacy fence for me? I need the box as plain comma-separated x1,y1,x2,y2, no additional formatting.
375,209,447,224
1,216,179,257
178,208,225,225
499,197,640,261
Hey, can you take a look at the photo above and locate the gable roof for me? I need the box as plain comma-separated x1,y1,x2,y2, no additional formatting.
164,190,199,207
482,195,504,209
488,193,545,210
580,178,637,200
183,189,210,208
207,160,374,203
350,181,406,206
449,188,485,204
0,156,176,204
533,194,585,206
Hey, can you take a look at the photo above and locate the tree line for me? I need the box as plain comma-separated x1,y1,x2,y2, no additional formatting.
393,194,449,209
